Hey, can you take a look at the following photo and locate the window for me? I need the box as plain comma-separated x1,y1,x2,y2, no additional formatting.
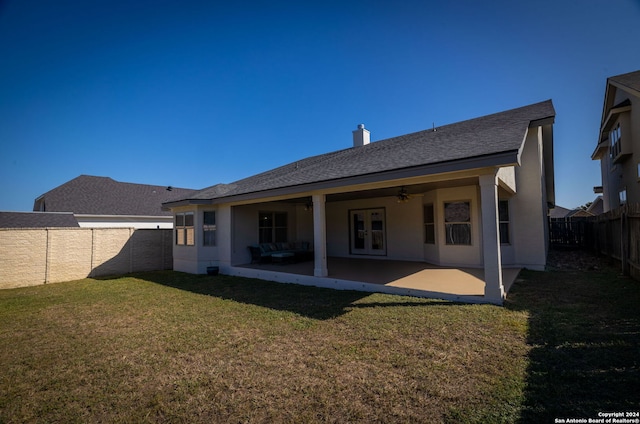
610,122,622,161
444,201,471,245
203,211,216,246
258,211,287,243
619,188,627,205
499,200,510,244
423,204,435,244
175,212,194,246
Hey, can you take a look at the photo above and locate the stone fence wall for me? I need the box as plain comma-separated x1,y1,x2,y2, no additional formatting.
0,228,172,289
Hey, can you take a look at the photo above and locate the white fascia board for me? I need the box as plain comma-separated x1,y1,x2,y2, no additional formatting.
74,214,172,220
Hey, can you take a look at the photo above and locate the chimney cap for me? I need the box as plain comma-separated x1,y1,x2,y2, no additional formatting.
357,123,365,129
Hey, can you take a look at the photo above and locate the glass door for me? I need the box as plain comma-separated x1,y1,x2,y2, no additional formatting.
349,208,386,256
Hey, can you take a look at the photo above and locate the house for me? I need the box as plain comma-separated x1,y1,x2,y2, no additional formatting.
0,211,80,228
591,70,640,212
548,206,593,219
586,195,604,215
163,100,556,305
34,175,195,229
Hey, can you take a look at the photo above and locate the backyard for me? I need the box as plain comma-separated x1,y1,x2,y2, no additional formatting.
0,251,638,423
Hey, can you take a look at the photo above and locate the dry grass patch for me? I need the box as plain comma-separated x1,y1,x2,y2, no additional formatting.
0,272,529,423
2,256,637,423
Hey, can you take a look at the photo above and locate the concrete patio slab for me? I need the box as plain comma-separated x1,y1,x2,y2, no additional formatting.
232,257,520,304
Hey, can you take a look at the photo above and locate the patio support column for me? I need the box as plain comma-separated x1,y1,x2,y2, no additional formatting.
479,173,504,304
218,205,232,273
312,193,328,277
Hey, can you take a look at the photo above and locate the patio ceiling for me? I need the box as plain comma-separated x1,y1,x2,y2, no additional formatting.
274,177,481,205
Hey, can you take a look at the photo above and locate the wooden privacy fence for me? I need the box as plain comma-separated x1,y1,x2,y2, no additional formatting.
584,203,640,279
549,217,589,246
550,204,640,279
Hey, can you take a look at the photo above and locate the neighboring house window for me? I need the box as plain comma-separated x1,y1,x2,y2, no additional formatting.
259,211,287,243
203,211,216,246
499,200,510,244
423,204,435,244
619,188,627,205
175,212,194,246
610,122,622,161
444,201,471,245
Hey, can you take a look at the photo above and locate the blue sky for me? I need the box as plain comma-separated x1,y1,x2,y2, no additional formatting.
1,0,639,211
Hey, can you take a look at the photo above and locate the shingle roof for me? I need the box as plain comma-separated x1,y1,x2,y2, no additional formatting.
609,70,640,93
0,212,79,228
178,100,554,203
34,175,196,216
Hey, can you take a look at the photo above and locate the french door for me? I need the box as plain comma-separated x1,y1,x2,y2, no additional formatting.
349,208,386,256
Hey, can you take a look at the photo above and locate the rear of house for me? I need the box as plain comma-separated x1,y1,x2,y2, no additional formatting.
164,100,555,304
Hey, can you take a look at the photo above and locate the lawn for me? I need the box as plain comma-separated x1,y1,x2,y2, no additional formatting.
0,253,638,423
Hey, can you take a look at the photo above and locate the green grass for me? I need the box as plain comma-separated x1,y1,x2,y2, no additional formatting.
0,258,638,423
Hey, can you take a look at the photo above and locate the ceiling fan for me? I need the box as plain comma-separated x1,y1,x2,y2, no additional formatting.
397,186,412,203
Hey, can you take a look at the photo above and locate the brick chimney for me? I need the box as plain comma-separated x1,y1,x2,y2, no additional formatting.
352,124,370,147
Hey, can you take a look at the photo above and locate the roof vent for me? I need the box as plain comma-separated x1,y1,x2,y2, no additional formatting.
352,124,370,147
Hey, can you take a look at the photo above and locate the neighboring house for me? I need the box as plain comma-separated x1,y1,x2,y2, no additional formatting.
34,175,195,229
164,100,556,304
586,195,604,215
591,70,640,212
548,206,593,219
0,211,79,228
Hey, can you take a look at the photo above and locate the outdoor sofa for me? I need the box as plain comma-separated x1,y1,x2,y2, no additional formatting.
248,241,313,264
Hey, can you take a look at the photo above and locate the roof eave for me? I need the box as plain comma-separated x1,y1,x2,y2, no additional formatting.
161,199,213,210
179,151,521,207
591,140,608,160
609,78,640,99
601,104,632,133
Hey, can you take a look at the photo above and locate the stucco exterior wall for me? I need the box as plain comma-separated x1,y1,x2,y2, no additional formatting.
510,127,548,269
431,185,482,267
0,228,172,289
617,95,639,206
598,87,639,211
325,195,424,261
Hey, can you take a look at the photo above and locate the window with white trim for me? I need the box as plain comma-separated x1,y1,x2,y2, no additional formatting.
175,212,194,246
619,188,627,205
610,122,622,161
444,201,471,245
203,211,216,246
423,204,435,244
499,200,510,244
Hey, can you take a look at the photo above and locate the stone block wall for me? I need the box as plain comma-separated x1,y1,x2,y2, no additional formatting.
0,228,172,289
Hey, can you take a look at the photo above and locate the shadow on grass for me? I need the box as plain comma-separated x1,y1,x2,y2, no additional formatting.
116,270,453,320
123,271,374,320
506,260,640,422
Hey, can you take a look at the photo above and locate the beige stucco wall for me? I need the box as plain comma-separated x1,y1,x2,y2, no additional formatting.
422,185,482,267
599,87,640,211
509,127,548,269
0,228,172,289
325,195,424,261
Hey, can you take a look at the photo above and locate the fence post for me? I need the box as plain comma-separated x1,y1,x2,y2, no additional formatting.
621,204,630,276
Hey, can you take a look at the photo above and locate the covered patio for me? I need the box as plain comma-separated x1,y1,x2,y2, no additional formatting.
230,257,520,304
